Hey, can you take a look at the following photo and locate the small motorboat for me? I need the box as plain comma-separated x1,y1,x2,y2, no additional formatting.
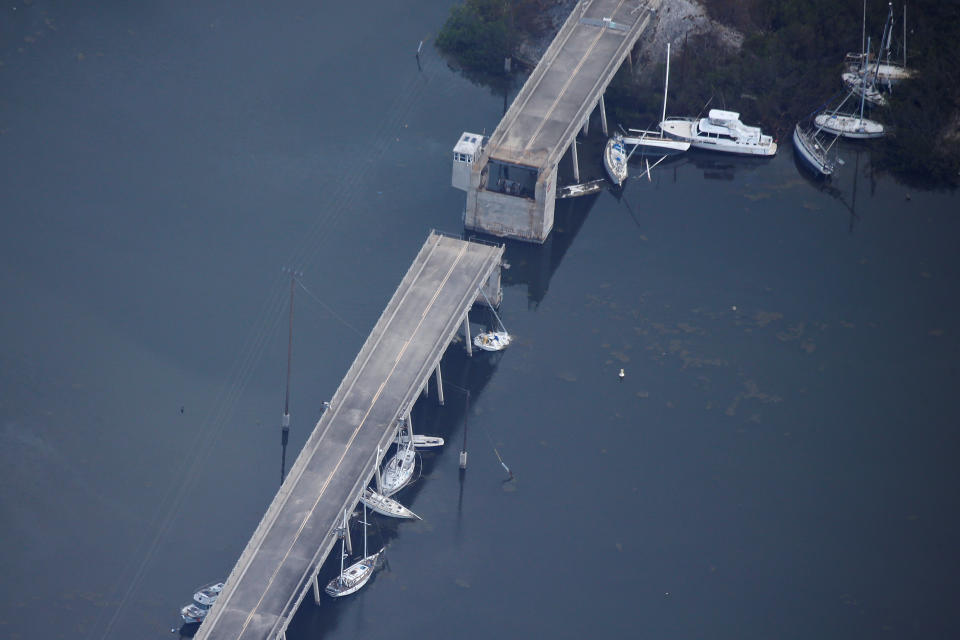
473,331,511,352
180,582,224,625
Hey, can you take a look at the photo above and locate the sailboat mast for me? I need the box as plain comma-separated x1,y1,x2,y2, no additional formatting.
363,502,368,558
860,37,870,124
661,43,671,124
284,272,294,421
903,3,907,67
861,0,866,65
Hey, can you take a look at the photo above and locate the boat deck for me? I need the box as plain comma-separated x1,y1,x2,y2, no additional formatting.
196,232,503,640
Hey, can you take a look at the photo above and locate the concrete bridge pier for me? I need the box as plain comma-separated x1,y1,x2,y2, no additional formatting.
435,365,445,406
599,94,609,137
570,140,580,183
463,317,472,356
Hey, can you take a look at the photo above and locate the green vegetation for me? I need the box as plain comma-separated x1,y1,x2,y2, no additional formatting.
438,0,959,187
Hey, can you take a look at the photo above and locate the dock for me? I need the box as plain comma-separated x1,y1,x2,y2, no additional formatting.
458,0,661,242
195,232,503,640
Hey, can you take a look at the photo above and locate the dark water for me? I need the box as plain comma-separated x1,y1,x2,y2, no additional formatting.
2,2,958,639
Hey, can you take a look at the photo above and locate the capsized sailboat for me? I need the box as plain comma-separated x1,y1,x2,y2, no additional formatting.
325,506,382,597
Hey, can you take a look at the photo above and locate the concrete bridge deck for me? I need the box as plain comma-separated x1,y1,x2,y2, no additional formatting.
487,0,659,171
196,232,503,640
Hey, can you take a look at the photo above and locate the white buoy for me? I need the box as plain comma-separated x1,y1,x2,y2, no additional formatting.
618,368,625,381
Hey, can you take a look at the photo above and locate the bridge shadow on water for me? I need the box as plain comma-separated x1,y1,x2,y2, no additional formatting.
283,343,500,638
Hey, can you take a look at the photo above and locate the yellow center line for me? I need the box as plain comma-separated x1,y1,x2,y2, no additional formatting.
238,243,468,637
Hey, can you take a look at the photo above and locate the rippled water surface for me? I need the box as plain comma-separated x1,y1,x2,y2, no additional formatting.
1,2,957,639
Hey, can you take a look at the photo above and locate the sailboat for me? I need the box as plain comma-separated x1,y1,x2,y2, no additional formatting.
792,122,837,177
360,449,421,519
381,424,416,496
622,43,690,156
396,432,445,448
603,133,629,186
473,286,512,352
816,38,885,139
843,2,914,87
325,505,382,597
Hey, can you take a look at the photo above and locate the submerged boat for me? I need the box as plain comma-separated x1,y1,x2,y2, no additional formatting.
792,123,836,177
473,330,511,352
660,109,777,156
603,133,628,186
325,505,382,598
360,486,420,519
180,582,224,625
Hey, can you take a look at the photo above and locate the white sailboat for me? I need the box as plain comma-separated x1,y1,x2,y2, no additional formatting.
473,287,512,352
660,109,777,156
381,423,416,496
817,38,885,139
396,433,445,448
603,133,629,186
360,486,421,519
843,2,914,87
325,505,382,597
360,448,420,518
792,122,837,177
622,43,690,156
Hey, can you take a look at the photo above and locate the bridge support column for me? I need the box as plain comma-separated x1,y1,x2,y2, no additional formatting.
434,365,445,405
571,140,580,183
463,317,472,356
312,573,321,605
405,413,413,434
421,380,429,399
600,94,608,137
582,117,589,137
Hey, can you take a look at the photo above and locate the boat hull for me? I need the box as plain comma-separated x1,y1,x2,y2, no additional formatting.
473,331,511,352
792,124,833,177
842,73,888,107
360,487,420,519
381,447,415,496
325,551,382,597
660,118,777,156
814,113,884,139
603,136,628,186
623,129,690,154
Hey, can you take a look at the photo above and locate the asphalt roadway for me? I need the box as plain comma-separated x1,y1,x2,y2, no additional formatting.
486,0,659,171
197,232,503,640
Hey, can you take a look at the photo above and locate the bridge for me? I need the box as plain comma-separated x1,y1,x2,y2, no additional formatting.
457,0,661,243
196,232,503,640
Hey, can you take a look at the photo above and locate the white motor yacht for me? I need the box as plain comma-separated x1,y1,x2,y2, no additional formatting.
660,109,777,156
